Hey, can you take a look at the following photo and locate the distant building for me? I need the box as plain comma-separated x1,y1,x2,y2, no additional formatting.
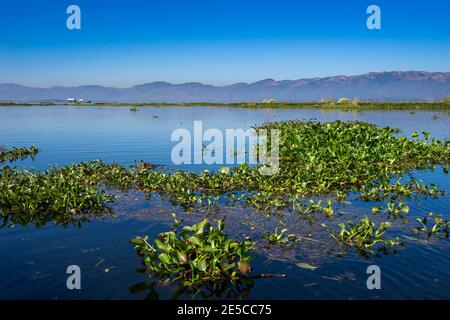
262,98,276,104
66,98,92,104
78,98,92,103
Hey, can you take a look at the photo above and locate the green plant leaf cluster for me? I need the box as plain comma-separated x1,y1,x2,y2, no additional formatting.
0,145,39,163
413,213,450,238
322,216,400,256
130,219,255,286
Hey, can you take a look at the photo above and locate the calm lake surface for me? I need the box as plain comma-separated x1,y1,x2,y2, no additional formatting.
0,106,449,300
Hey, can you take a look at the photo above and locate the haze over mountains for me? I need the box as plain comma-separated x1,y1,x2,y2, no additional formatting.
1,71,449,103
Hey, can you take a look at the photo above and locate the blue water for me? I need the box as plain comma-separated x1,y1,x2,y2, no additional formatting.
0,106,449,299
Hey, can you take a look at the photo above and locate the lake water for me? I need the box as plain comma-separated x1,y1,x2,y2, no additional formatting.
0,106,449,299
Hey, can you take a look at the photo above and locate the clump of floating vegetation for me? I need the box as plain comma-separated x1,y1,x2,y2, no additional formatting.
0,163,114,227
262,228,298,246
0,160,156,226
112,121,448,215
322,217,400,256
0,145,39,163
130,219,255,286
1,120,449,265
413,213,450,239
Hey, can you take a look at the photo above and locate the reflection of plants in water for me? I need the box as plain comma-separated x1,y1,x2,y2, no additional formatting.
322,217,401,257
130,219,255,286
413,213,450,239
129,275,254,300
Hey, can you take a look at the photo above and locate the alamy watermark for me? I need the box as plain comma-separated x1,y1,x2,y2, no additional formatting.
366,5,381,30
171,121,280,175
66,5,81,30
366,265,381,290
65,4,381,31
66,265,81,290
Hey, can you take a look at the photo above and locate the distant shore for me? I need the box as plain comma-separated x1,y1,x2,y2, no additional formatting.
1,101,450,110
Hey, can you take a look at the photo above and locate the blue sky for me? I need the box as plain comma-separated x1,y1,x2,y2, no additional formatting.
0,0,449,87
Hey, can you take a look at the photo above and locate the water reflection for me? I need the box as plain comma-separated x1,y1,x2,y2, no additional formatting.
129,268,255,300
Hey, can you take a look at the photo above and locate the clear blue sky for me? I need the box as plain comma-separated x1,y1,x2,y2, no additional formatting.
0,0,449,87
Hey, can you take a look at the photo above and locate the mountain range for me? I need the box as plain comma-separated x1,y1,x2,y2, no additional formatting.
1,71,449,103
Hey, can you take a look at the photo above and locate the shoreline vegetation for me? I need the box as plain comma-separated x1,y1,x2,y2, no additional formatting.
1,100,450,110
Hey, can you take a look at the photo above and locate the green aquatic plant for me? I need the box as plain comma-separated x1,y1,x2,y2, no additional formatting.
293,198,334,216
413,213,450,238
0,163,116,227
0,145,39,163
256,121,449,197
130,106,138,112
0,159,159,227
262,227,298,245
322,217,400,256
360,179,443,202
1,120,449,229
130,219,255,286
386,201,410,216
124,121,450,214
0,118,449,288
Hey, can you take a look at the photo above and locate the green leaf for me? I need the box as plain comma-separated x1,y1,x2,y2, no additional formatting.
129,237,146,246
158,253,171,265
194,260,207,272
203,246,215,254
154,239,165,250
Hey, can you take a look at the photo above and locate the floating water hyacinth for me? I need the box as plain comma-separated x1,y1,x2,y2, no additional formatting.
0,145,39,163
0,120,449,261
130,219,255,286
413,213,450,239
321,217,401,256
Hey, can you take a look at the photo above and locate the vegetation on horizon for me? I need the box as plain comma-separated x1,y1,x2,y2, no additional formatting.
1,100,450,110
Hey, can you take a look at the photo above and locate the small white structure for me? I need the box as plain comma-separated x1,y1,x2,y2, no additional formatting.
67,98,77,103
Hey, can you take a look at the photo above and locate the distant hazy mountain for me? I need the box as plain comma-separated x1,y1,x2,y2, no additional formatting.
1,71,449,103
